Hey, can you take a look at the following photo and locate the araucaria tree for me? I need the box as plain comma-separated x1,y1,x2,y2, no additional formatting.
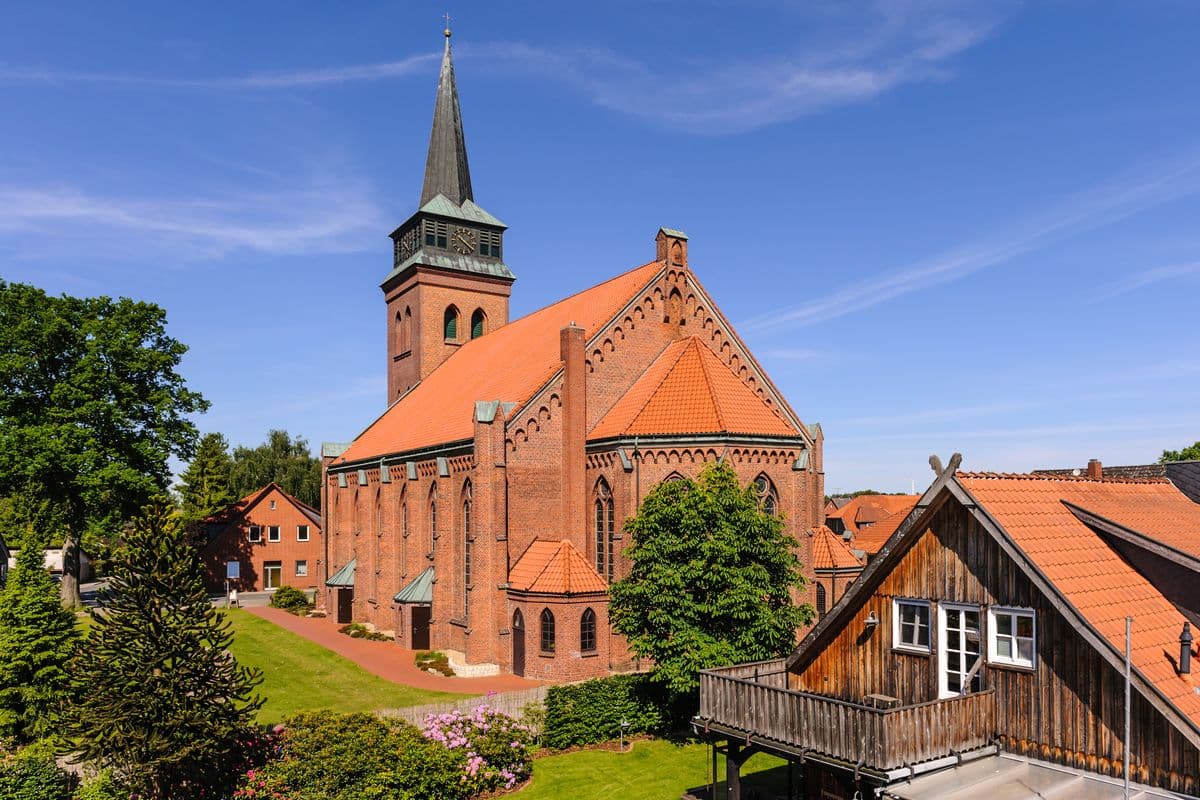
609,463,813,695
0,281,208,607
178,432,234,524
0,493,79,743
65,502,263,799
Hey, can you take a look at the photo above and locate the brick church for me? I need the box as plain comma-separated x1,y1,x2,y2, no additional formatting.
322,29,824,681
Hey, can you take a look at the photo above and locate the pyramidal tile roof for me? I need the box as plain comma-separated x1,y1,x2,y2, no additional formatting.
589,336,798,440
810,525,864,571
958,473,1200,725
508,540,608,595
339,260,665,463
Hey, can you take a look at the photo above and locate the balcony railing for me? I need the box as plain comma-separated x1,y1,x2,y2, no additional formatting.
699,660,996,771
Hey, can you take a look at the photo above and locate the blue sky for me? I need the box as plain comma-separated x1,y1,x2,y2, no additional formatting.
3,1,1198,493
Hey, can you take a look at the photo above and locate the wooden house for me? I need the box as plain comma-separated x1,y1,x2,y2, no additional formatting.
698,458,1200,799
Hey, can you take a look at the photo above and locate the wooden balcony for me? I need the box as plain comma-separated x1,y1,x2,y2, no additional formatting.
698,660,996,773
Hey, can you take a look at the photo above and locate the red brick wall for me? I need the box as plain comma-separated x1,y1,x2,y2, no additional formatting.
202,486,323,593
504,594,611,681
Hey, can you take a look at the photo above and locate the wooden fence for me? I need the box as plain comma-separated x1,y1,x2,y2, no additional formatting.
379,686,549,731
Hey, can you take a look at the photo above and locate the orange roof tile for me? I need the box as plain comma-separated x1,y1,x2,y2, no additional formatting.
959,473,1200,725
825,494,920,535
508,540,608,595
851,503,916,555
589,336,798,440
339,260,665,463
810,525,864,571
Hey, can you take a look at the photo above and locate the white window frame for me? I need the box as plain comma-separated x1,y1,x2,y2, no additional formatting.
988,606,1036,669
938,602,983,699
269,500,277,510
891,598,932,654
295,560,308,577
297,525,310,542
248,525,262,543
267,525,281,543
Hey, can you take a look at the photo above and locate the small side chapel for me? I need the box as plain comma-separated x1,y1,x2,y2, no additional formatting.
322,28,824,681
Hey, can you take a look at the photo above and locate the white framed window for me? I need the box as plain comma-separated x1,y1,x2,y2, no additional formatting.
267,525,281,543
892,599,931,653
988,607,1036,669
270,500,277,510
297,525,310,542
295,560,308,577
248,526,262,543
938,603,982,698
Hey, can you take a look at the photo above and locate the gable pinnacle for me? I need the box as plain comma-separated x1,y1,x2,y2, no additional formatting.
420,25,474,208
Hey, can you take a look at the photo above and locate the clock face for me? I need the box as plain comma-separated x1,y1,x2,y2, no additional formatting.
451,226,477,255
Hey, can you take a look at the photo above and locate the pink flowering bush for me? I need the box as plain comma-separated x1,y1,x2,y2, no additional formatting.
421,704,533,795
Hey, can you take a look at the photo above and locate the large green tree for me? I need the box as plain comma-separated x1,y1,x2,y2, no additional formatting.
0,490,79,743
229,429,322,509
177,432,234,524
64,501,263,799
1160,440,1200,463
609,463,813,695
0,281,207,607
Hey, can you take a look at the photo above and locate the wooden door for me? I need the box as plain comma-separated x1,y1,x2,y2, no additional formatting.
512,609,525,677
336,588,353,623
411,605,431,650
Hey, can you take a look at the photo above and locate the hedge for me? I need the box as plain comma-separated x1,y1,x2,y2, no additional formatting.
542,674,669,749
0,742,77,800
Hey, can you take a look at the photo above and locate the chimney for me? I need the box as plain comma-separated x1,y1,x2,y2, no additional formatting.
1181,622,1193,676
560,323,587,543
1087,459,1103,479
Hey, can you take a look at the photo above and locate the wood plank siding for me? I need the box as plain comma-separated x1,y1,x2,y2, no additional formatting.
789,499,1200,795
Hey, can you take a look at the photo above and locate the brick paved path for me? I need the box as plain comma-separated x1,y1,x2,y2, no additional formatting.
245,606,543,694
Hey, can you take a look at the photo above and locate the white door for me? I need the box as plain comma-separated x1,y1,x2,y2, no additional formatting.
938,604,982,698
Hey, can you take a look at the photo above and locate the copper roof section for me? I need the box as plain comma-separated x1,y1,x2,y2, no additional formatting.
420,30,472,208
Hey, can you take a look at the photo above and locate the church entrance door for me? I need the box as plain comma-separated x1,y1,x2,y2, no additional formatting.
336,588,353,624
512,609,525,676
411,605,431,650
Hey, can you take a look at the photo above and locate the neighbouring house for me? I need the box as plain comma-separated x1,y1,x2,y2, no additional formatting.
1037,457,1200,504
321,29,825,682
199,483,323,593
6,547,94,582
848,501,918,560
824,493,920,537
697,460,1200,799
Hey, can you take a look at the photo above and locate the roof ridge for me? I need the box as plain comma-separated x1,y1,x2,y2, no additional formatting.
959,471,1172,485
623,338,694,431
690,337,726,432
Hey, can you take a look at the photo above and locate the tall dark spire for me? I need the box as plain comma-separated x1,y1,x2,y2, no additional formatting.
419,28,473,208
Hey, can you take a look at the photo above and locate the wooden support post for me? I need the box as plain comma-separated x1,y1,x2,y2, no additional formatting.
725,742,742,800
788,758,795,800
710,742,717,800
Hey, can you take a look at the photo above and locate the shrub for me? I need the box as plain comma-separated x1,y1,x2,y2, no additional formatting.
73,769,123,800
414,651,455,676
0,741,77,800
542,673,668,749
269,586,311,615
422,704,533,794
337,623,390,642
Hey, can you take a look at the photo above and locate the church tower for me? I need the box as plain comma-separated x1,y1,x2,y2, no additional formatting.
382,26,515,403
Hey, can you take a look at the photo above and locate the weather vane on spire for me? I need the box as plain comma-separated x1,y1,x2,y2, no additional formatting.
443,12,452,37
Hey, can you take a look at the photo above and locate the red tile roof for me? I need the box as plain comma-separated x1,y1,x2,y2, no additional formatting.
338,260,665,463
810,525,864,571
589,336,798,440
826,494,920,535
851,503,917,556
508,540,608,595
202,482,322,528
958,473,1200,725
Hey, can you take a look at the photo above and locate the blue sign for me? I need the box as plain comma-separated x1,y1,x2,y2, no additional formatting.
226,561,240,580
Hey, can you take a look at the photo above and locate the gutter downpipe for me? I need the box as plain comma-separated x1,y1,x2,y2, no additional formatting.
1124,615,1132,800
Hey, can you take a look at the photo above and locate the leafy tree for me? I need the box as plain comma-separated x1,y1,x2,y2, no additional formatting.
177,432,234,524
0,281,207,607
64,501,263,799
0,496,79,744
229,430,321,510
1160,441,1200,463
609,463,813,696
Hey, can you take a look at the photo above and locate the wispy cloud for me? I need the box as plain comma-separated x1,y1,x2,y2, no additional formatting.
741,148,1200,331
1087,260,1200,301
0,169,385,261
0,2,1008,132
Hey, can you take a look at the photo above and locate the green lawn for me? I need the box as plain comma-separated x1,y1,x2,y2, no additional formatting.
518,739,788,800
224,610,466,723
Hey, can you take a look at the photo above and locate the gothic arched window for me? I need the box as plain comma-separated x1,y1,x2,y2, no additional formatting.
594,478,615,581
397,487,408,580
462,481,472,618
403,306,412,352
580,608,597,652
816,584,827,619
754,474,778,517
540,608,556,653
470,308,486,339
443,306,459,340
428,483,438,559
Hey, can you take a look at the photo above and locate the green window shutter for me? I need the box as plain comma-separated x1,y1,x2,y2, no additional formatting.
444,308,457,339
471,309,484,339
